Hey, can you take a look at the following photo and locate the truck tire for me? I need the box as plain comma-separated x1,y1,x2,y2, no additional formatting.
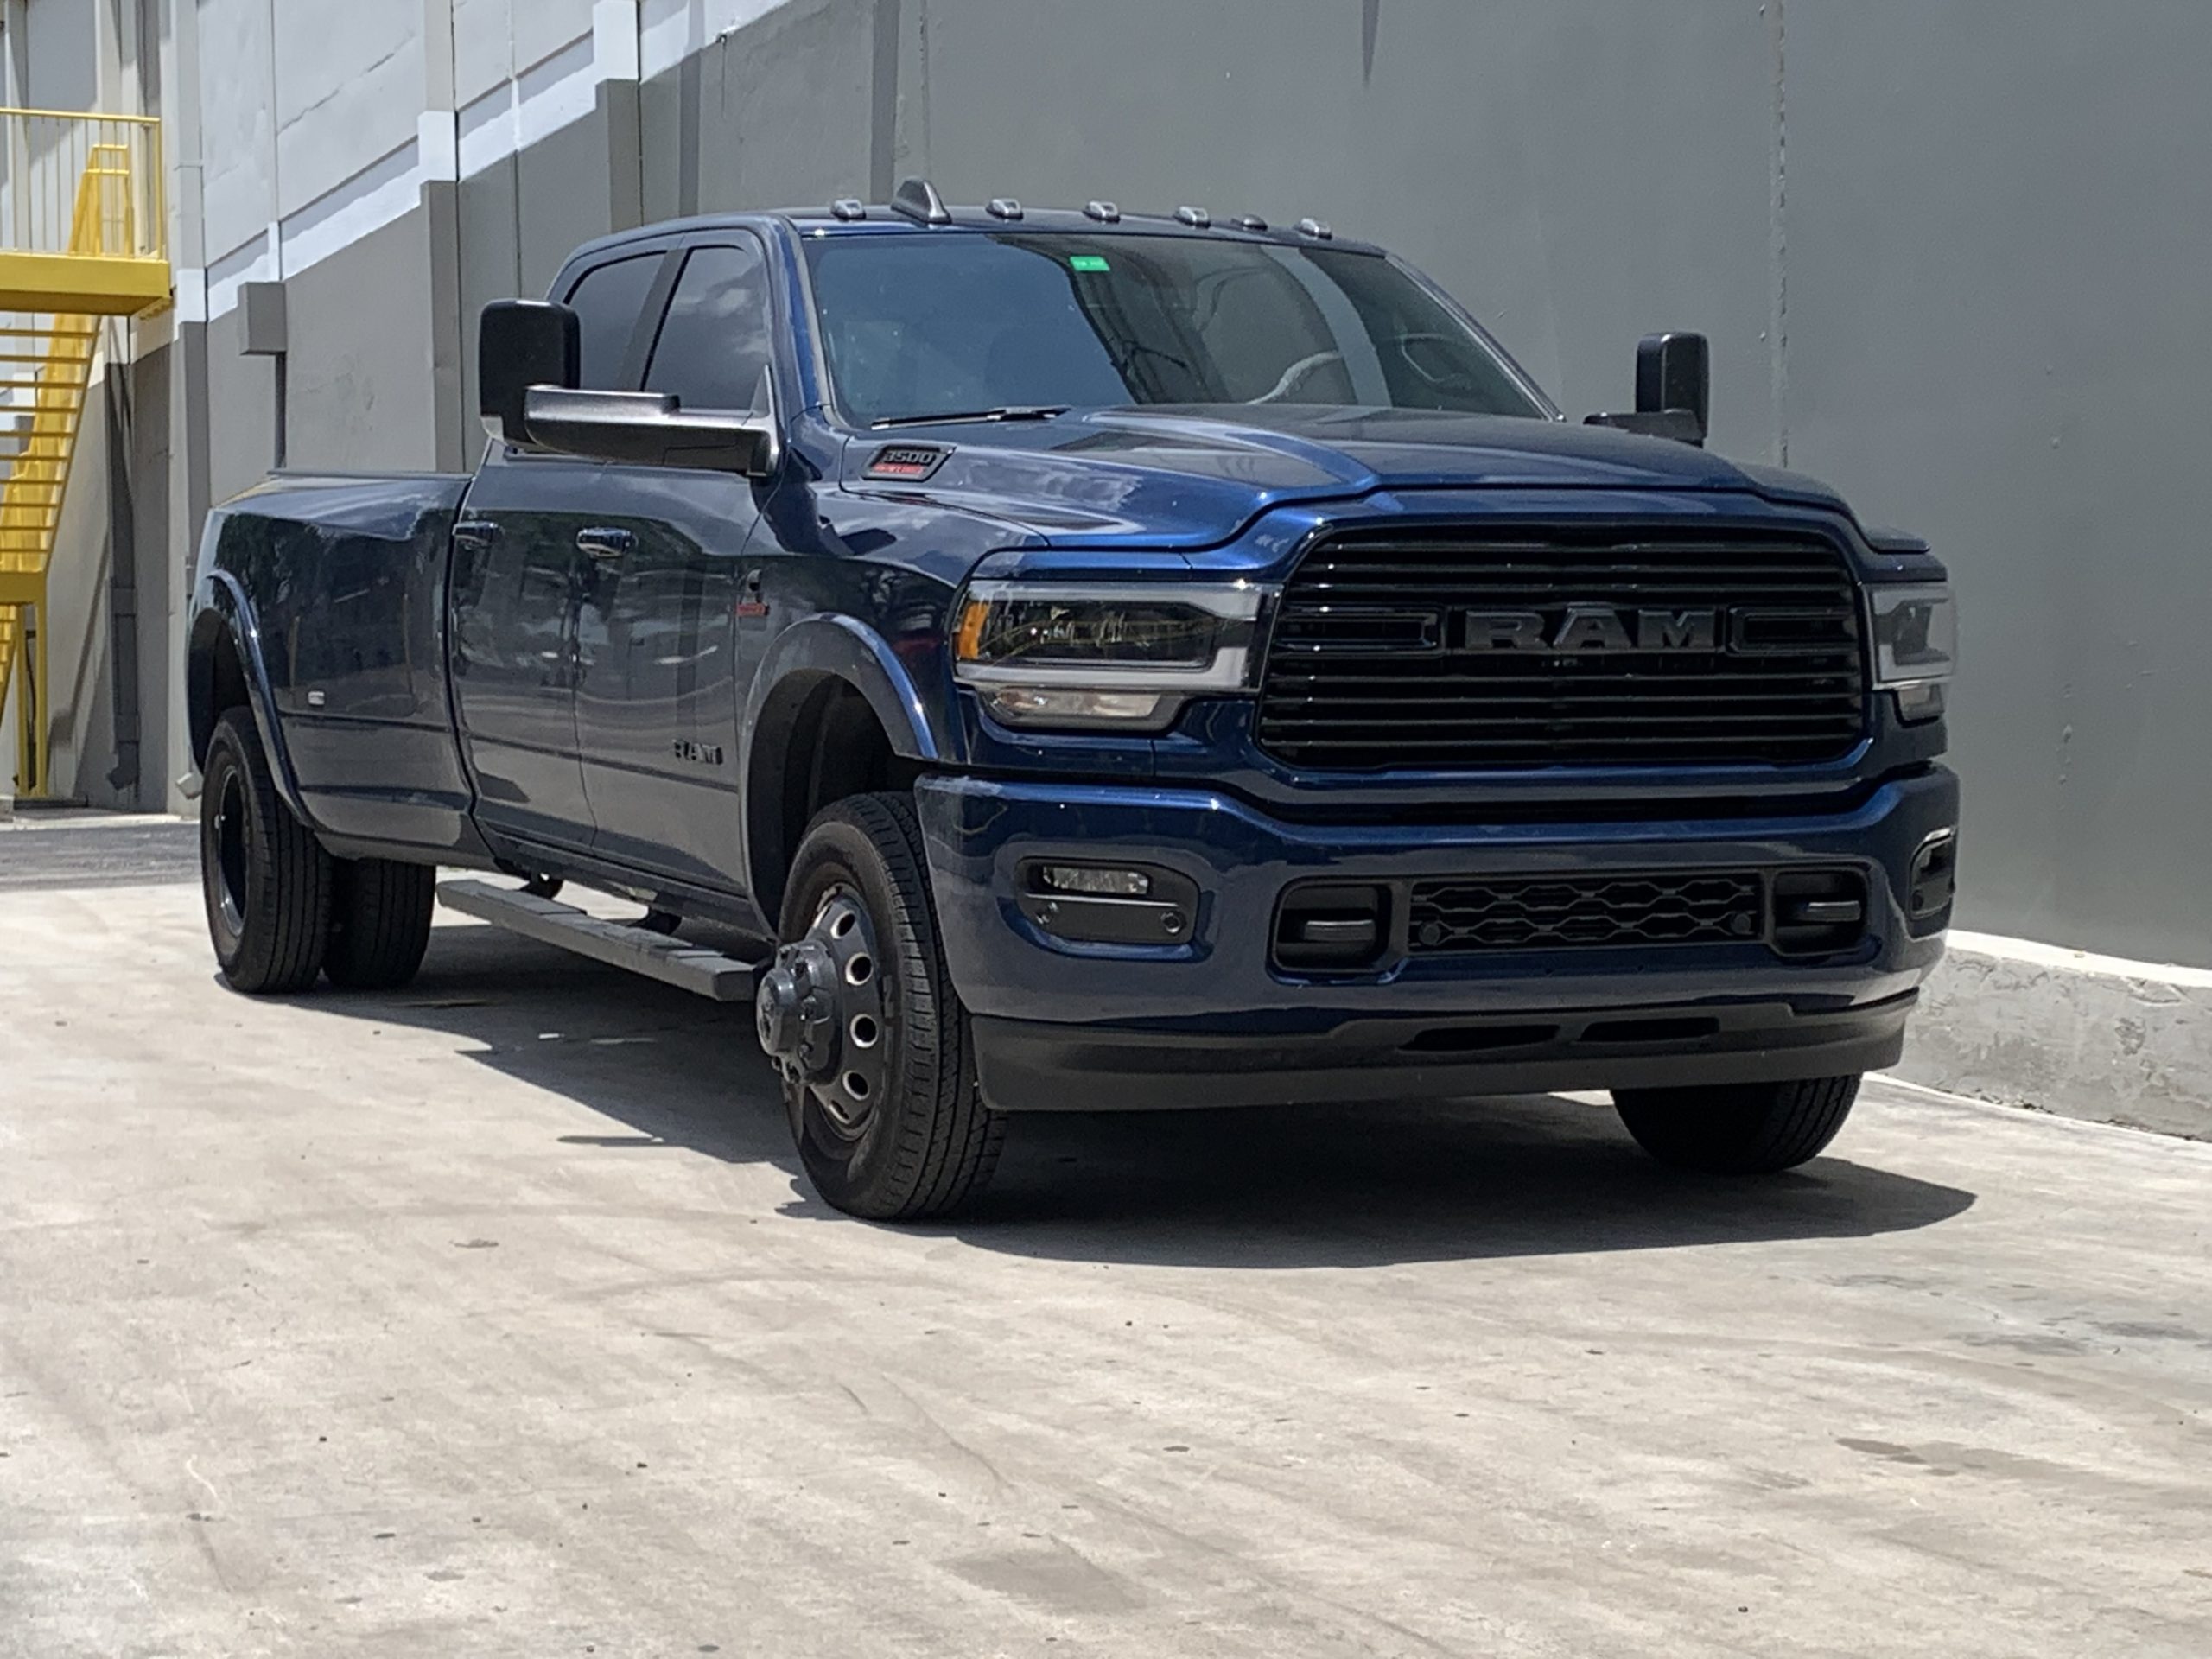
200,708,332,995
760,793,1004,1220
1612,1075,1861,1174
324,857,436,990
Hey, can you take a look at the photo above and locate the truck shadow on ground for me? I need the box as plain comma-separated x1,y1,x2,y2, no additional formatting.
314,922,1977,1269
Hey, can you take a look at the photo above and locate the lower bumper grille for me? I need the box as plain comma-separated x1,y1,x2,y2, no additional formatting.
1408,871,1764,953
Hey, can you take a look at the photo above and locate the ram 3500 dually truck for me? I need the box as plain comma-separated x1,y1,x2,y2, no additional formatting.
187,178,1959,1220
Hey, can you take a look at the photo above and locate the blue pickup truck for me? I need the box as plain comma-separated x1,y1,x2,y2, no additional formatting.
187,178,1958,1219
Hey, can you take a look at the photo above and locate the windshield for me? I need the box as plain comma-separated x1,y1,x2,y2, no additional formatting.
800,230,1549,427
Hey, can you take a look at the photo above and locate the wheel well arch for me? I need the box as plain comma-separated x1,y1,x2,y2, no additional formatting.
187,611,251,769
747,671,922,924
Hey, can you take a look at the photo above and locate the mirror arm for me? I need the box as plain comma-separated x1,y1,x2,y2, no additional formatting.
522,386,779,476
1583,409,1707,447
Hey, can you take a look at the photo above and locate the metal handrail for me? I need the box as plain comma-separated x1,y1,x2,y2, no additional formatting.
0,106,165,263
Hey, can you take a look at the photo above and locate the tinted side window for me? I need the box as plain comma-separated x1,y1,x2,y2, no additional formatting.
563,253,664,389
643,240,774,411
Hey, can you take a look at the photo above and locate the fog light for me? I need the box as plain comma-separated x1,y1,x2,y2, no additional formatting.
1039,865,1151,897
1895,682,1946,723
1016,860,1199,947
1274,883,1390,971
1770,868,1871,955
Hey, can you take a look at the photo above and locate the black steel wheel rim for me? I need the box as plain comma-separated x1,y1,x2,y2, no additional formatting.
212,766,249,936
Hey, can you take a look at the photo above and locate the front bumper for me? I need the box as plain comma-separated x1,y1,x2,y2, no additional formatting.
914,768,1958,1110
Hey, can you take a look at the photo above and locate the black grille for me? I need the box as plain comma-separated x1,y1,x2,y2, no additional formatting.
1256,526,1866,769
1408,872,1764,953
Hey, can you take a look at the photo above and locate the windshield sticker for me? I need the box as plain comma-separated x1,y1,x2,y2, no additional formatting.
1068,255,1111,273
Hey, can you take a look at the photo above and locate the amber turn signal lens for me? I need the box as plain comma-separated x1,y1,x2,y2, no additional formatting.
952,597,992,663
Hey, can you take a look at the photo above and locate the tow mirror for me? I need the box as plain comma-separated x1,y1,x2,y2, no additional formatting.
479,300,580,444
1584,331,1711,447
521,386,779,478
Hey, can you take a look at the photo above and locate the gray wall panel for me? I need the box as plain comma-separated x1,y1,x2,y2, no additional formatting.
283,209,443,474
205,340,278,511
639,0,874,219
456,156,524,439
129,0,2212,963
451,111,626,451
130,346,174,809
43,365,115,805
515,106,624,295
903,0,1779,455
1784,1,2212,963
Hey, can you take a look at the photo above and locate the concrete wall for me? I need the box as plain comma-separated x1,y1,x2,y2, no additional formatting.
638,0,875,224
881,0,2212,967
14,0,2212,973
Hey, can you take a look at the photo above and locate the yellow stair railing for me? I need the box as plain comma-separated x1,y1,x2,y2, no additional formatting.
0,111,168,798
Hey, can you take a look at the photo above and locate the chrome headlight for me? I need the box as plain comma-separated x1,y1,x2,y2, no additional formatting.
1867,582,1955,721
952,581,1268,730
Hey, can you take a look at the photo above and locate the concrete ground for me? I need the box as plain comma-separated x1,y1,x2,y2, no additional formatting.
0,808,199,891
1,849,2208,1656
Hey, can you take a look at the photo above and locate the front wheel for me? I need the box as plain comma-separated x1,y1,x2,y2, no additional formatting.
1612,1075,1862,1174
755,793,1004,1220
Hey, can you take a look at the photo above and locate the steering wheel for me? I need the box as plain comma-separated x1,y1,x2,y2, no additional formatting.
1249,350,1346,404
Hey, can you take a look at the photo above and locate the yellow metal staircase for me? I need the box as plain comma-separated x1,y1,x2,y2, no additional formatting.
0,110,169,798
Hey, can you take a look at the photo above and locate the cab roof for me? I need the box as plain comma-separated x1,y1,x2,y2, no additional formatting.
566,176,1384,264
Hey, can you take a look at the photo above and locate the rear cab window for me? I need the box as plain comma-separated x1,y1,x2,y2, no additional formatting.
562,252,666,389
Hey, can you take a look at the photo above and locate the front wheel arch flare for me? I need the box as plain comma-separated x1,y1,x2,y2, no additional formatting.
747,671,912,925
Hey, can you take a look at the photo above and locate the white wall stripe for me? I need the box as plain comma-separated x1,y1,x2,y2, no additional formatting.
512,36,601,156
456,79,518,178
203,229,277,321
281,139,421,276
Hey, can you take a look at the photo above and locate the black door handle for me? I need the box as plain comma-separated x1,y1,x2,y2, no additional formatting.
575,526,637,560
452,518,501,548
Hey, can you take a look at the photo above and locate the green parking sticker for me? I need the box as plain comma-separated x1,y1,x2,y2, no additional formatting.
1069,254,1111,272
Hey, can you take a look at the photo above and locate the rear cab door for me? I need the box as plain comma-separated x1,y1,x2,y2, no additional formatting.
449,241,676,856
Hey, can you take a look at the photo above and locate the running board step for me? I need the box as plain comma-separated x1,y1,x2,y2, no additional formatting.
436,879,759,1002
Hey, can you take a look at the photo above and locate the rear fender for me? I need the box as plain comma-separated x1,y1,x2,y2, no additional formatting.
188,571,315,826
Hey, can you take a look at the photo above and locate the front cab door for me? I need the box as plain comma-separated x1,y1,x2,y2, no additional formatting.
573,234,779,891
452,245,672,860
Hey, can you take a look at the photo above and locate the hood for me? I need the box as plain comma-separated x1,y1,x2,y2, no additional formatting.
837,405,1835,546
